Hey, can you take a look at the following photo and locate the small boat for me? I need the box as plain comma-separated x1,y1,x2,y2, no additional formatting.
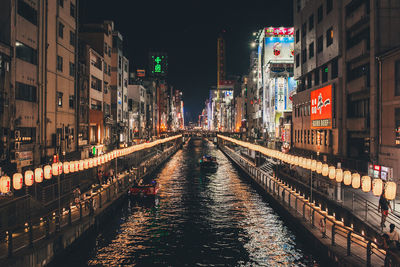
128,180,160,197
199,155,218,170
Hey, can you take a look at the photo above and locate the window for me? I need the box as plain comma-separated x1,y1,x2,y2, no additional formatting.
395,61,400,96
118,56,122,69
58,22,64,38
307,73,312,89
309,14,314,31
296,54,300,67
16,42,37,65
70,3,75,18
57,92,63,107
307,130,310,144
322,65,328,82
297,0,301,12
318,5,323,23
108,65,111,76
16,82,37,102
118,74,122,87
326,27,333,47
309,42,314,58
326,0,333,14
69,31,75,46
296,29,300,43
302,22,307,37
348,98,369,118
395,108,400,145
104,103,110,115
59,0,64,7
57,55,63,71
347,63,369,82
18,0,37,25
317,35,323,53
69,95,74,108
16,127,36,144
124,95,127,103
346,27,370,49
311,130,314,144
91,99,102,110
315,69,320,86
104,62,107,73
69,62,75,76
331,58,338,79
91,76,102,91
302,49,307,63
124,63,128,72
104,43,107,55
124,79,127,88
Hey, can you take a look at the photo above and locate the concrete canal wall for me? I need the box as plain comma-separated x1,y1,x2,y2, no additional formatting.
1,142,181,267
219,143,386,267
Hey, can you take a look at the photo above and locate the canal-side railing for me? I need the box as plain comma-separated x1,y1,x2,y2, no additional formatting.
221,145,390,267
0,144,180,260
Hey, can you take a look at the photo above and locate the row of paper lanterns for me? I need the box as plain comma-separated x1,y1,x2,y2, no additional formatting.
218,135,397,200
0,135,182,194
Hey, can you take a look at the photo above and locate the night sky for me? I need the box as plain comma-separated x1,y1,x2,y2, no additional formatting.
81,0,293,122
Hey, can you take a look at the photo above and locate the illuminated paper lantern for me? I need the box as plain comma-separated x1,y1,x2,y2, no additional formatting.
88,158,93,168
52,163,59,176
335,169,343,183
58,162,63,175
70,161,76,173
316,162,323,174
24,170,34,186
361,176,371,192
93,157,98,167
74,161,80,171
302,158,308,168
35,168,44,183
13,173,23,190
77,160,83,171
63,162,70,174
83,159,89,169
44,165,52,179
328,166,336,179
0,176,11,193
343,171,352,185
372,179,383,196
311,160,317,171
351,173,361,189
385,182,397,200
294,156,299,166
321,164,329,176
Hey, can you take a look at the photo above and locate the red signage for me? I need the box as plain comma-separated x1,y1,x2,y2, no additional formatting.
137,69,145,77
311,85,333,129
265,27,294,36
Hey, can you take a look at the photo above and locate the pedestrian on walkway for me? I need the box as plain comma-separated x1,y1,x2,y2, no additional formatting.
387,223,400,249
73,186,81,207
379,190,392,229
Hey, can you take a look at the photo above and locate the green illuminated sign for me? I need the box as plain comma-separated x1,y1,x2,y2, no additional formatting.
151,54,167,76
92,146,96,155
154,56,162,73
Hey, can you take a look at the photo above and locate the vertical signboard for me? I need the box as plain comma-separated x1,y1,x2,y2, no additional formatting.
311,85,333,129
275,77,286,111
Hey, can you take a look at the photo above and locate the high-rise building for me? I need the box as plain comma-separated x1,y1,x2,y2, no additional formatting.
293,0,400,174
80,21,113,154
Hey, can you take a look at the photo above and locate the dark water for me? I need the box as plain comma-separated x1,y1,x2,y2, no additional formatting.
57,139,321,266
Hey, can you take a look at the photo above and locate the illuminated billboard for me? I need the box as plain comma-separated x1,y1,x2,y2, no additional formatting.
265,37,294,63
311,85,333,129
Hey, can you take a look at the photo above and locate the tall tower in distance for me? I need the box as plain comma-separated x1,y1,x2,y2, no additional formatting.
217,31,226,90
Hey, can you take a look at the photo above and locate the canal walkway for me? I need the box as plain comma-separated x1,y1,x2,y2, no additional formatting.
0,144,180,266
220,144,390,266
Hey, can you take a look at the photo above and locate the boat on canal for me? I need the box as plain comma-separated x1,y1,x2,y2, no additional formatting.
199,155,218,170
128,180,160,198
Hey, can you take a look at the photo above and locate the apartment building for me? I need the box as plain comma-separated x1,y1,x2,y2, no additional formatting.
80,21,113,152
45,0,78,159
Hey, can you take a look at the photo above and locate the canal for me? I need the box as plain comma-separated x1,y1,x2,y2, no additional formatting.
53,138,322,266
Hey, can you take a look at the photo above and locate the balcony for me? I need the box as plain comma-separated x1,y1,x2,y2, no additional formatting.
346,117,368,131
346,75,369,94
346,39,369,62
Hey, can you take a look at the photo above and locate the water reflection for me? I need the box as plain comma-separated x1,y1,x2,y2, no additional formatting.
62,138,319,266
